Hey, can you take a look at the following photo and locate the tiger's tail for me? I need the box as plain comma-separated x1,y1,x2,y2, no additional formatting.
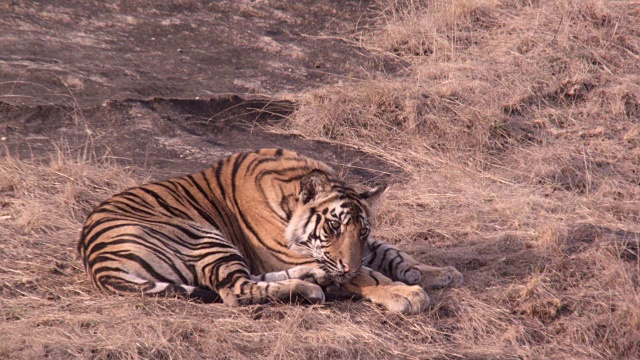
97,273,222,303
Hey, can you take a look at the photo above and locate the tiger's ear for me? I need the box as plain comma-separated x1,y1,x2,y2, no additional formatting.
299,170,332,204
359,184,387,211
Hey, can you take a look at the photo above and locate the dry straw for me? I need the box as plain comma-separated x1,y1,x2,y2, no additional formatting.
2,0,640,358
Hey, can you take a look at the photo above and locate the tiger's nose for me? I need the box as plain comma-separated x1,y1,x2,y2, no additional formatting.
338,259,354,273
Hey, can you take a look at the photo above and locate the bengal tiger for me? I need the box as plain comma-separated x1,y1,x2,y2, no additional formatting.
78,149,462,313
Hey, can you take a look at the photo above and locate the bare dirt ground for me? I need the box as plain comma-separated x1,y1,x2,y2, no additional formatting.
1,0,640,359
0,0,394,105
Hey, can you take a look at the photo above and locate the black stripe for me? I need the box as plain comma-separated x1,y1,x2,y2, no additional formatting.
118,248,190,285
94,252,173,283
173,180,218,226
301,208,317,231
230,152,249,184
245,153,269,175
365,246,377,266
110,201,158,218
255,166,311,184
387,253,402,276
84,223,131,249
381,248,393,266
92,266,129,277
156,181,189,207
214,159,227,200
237,213,288,256
216,267,250,289
201,169,240,240
371,273,380,286
138,187,193,220
120,190,157,207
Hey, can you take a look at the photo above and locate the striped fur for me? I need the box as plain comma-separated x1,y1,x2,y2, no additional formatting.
78,149,462,313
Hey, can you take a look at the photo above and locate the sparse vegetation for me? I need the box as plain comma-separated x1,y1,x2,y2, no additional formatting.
1,0,639,358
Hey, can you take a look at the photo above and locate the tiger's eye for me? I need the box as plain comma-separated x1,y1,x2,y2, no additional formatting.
328,220,341,232
359,227,370,238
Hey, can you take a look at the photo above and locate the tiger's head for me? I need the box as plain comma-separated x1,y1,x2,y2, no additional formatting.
285,170,386,283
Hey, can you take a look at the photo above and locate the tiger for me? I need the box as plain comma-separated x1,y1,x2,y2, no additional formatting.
78,148,462,313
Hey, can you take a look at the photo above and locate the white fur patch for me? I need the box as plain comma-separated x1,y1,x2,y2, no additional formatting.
180,285,196,294
145,282,170,294
122,273,149,284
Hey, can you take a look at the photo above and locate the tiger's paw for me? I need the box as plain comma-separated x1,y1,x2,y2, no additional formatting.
404,265,464,289
282,279,326,304
368,283,430,314
297,267,333,287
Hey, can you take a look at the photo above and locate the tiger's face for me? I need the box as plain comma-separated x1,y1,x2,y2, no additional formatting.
285,170,385,283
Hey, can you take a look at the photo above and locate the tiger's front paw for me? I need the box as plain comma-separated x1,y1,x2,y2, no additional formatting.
298,267,333,287
282,279,326,304
368,283,430,314
404,265,464,289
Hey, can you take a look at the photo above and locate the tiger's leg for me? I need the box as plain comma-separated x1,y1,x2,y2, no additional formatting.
339,266,430,314
127,221,328,306
250,266,331,286
214,276,326,306
195,251,325,306
362,238,463,288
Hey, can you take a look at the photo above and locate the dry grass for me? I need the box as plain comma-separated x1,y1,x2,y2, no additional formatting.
286,0,639,167
0,149,517,360
2,0,640,358
1,147,637,359
276,0,640,358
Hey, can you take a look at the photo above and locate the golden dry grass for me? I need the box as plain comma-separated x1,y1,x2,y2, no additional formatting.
277,0,640,358
0,151,513,359
2,0,640,358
